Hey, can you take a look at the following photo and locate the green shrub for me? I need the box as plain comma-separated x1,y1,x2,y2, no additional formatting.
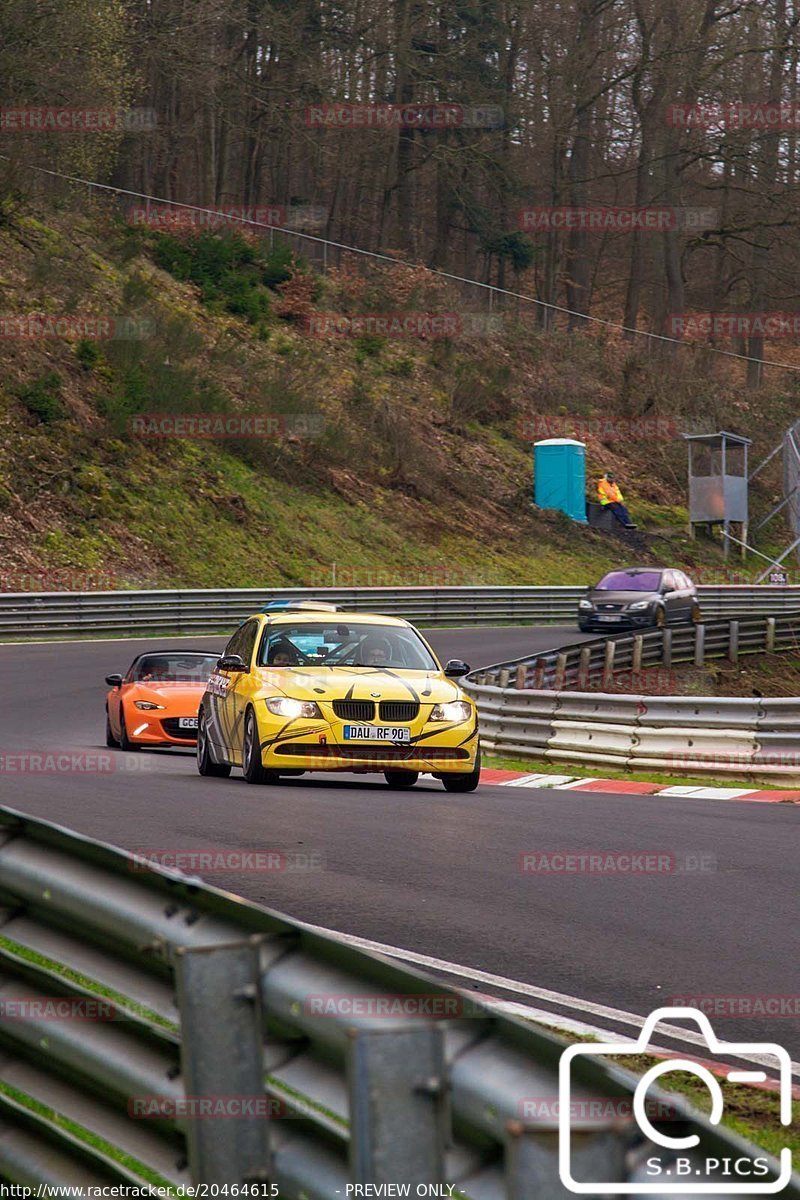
75,339,102,371
261,240,295,289
390,356,415,378
354,333,385,361
151,231,270,324
17,372,64,423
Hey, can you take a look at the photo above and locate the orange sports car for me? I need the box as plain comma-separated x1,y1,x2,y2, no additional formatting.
105,650,220,750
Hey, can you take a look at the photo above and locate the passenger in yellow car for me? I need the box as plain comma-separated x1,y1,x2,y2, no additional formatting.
597,472,636,529
268,640,298,666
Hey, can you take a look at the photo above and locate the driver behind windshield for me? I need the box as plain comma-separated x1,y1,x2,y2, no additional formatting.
139,657,171,681
358,635,392,667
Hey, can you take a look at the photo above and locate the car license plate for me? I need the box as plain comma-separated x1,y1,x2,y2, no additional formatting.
343,725,411,742
178,717,199,730
598,614,621,622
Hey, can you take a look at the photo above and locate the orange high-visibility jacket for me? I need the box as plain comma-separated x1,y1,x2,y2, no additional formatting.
598,477,623,505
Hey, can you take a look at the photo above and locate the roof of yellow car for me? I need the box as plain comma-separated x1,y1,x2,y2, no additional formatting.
259,610,411,627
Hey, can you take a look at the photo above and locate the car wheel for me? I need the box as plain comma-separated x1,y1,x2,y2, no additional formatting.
105,710,118,748
578,621,591,633
118,709,136,751
690,602,702,625
242,709,277,785
384,770,419,789
197,710,231,778
441,748,481,794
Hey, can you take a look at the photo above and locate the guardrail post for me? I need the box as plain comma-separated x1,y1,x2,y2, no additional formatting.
516,663,527,689
602,640,615,689
662,628,672,668
631,635,643,675
729,620,739,663
499,668,510,688
506,1122,628,1199
578,645,591,689
349,1025,446,1184
694,622,705,666
534,658,546,688
554,653,567,690
174,939,270,1186
766,615,776,653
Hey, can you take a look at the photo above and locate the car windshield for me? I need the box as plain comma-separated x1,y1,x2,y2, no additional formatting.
129,653,219,682
258,622,437,670
595,570,662,591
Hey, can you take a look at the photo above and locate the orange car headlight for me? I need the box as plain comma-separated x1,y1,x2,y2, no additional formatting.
134,701,166,711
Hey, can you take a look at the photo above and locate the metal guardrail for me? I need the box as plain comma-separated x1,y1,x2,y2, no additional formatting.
2,584,800,639
462,610,800,779
0,806,795,1194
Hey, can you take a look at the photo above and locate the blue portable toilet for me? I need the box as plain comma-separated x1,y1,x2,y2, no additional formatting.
533,438,587,522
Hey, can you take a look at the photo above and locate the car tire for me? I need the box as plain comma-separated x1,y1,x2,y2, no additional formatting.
118,709,137,751
105,710,118,748
578,621,591,633
384,770,419,789
197,710,231,778
441,748,481,794
242,708,277,785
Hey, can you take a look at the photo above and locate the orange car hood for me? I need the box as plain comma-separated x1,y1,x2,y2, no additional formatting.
124,682,207,709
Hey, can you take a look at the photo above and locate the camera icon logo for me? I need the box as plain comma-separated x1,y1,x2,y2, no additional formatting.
558,1006,793,1194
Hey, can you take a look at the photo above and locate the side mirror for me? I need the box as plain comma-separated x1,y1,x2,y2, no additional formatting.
218,654,247,673
105,674,123,688
444,659,470,678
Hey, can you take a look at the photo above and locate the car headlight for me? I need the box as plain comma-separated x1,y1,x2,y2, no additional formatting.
430,700,473,722
266,697,323,719
578,599,593,610
628,600,650,611
134,701,165,711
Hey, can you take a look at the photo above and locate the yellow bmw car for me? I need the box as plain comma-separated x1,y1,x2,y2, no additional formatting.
196,603,480,790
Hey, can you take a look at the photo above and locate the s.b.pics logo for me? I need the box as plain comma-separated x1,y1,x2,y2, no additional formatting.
558,1007,792,1194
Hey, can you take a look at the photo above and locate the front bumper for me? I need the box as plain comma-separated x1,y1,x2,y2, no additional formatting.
126,714,198,746
256,713,479,774
579,609,656,629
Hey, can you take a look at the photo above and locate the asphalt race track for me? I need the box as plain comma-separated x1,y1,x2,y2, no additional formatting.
1,626,798,1062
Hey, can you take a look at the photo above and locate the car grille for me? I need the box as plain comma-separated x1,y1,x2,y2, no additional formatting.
275,744,469,761
161,718,197,739
379,701,419,722
332,700,375,721
595,603,625,612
